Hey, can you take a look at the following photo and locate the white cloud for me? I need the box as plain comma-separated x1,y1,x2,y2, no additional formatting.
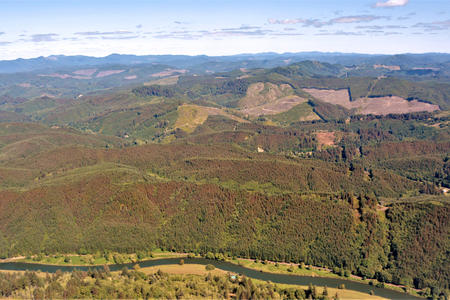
375,0,409,8
413,19,450,31
75,31,133,36
30,33,59,42
332,15,386,24
152,27,273,40
268,18,305,25
268,15,388,27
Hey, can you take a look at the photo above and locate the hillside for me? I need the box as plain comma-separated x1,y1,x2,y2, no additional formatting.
1,53,450,101
0,57,449,293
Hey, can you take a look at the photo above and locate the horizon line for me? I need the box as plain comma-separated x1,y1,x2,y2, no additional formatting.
3,51,450,62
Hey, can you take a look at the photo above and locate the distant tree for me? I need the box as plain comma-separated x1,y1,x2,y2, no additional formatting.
205,252,215,260
344,270,351,277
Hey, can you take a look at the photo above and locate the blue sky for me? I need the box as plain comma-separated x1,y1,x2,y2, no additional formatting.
0,0,449,59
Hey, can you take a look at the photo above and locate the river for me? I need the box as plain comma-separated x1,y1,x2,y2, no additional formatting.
0,257,421,299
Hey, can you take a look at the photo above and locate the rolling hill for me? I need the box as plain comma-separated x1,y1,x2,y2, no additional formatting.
0,56,449,293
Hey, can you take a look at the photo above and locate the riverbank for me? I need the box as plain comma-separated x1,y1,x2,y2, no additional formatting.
136,264,388,300
228,257,422,298
251,278,388,300
2,250,185,267
0,262,389,300
0,252,424,299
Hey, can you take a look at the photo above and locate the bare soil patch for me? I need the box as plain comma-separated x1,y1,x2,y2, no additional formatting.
96,70,125,78
72,75,91,79
151,68,187,77
240,82,307,116
304,88,350,107
240,82,293,109
73,69,97,76
17,83,32,88
316,131,336,149
38,73,73,79
412,67,440,71
39,73,91,80
373,64,401,71
242,95,307,116
357,97,439,115
304,88,439,115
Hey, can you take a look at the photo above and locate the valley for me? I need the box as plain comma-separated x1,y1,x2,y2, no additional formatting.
0,53,449,299
0,253,421,299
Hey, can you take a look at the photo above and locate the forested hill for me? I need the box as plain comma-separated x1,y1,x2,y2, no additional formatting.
1,52,449,100
1,52,450,74
0,56,449,295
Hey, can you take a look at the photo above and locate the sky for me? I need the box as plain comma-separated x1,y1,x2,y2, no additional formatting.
0,0,449,60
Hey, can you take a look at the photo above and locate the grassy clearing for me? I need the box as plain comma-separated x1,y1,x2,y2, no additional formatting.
138,264,227,276
270,102,320,125
174,105,210,133
16,250,185,266
174,104,247,133
231,258,341,278
19,254,119,266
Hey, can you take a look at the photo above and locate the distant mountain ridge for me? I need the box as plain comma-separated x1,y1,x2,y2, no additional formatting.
1,52,450,74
